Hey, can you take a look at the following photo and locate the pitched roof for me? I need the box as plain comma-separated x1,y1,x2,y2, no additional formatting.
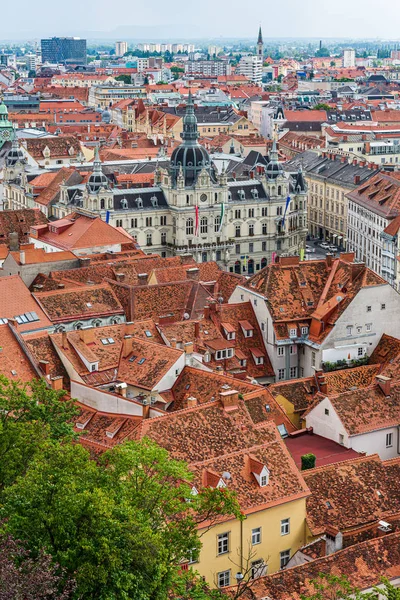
303,454,400,535
230,532,400,599
0,324,37,381
0,276,53,333
24,135,82,160
0,209,47,246
34,284,124,322
31,213,132,251
347,171,400,218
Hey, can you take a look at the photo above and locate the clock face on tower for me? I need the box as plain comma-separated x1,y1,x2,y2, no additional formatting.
0,129,12,141
200,193,207,202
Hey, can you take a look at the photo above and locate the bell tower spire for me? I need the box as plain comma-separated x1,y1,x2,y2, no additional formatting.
257,25,263,58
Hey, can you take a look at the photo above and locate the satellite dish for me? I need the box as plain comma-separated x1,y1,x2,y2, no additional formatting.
222,471,231,480
336,296,343,302
183,313,190,320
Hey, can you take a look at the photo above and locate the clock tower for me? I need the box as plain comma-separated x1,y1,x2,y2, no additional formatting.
0,101,14,149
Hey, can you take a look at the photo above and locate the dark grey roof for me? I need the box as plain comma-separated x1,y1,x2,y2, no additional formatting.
285,151,377,187
162,105,241,124
102,160,170,176
228,181,269,202
113,188,168,211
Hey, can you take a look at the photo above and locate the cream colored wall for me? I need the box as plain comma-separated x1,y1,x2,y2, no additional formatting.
195,497,307,588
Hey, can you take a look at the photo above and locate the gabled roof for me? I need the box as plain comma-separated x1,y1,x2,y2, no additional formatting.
0,323,37,381
303,454,400,536
0,276,53,333
230,531,400,599
31,213,133,251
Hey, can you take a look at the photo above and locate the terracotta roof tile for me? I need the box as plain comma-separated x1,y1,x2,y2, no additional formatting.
0,276,53,332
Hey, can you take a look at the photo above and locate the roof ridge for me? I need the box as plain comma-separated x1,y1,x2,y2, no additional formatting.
303,452,381,474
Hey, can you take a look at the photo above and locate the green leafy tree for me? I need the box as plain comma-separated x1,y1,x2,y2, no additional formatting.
314,103,333,111
0,376,78,490
2,438,242,600
115,74,131,85
301,453,316,471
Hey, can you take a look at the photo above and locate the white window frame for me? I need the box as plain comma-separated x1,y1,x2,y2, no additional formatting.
217,570,230,588
251,527,261,546
280,518,290,536
386,432,393,448
280,549,291,569
217,533,229,555
277,347,284,356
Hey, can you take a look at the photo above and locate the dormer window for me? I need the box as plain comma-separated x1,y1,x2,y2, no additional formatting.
260,474,268,486
301,326,308,336
251,463,270,487
289,328,297,338
151,195,158,207
217,478,226,489
239,320,254,337
216,348,234,360
136,197,143,209
238,189,245,200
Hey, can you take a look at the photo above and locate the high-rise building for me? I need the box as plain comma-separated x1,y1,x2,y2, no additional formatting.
41,37,87,65
343,48,356,68
115,41,128,56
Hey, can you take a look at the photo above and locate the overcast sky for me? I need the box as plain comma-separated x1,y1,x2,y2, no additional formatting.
2,0,400,41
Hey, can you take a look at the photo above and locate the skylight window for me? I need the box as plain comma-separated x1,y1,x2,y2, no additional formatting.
277,424,288,438
138,358,146,365
86,302,92,308
129,355,137,363
101,338,115,345
0,318,8,325
145,330,152,337
15,312,39,324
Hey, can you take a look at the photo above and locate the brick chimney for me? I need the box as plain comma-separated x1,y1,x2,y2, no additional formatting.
122,335,133,358
115,272,125,282
184,341,194,354
79,327,95,345
9,232,19,252
354,174,360,185
219,389,239,411
19,251,26,265
318,375,328,395
194,321,200,338
376,375,391,396
61,330,68,349
180,253,194,265
186,267,200,281
39,360,51,376
326,253,333,268
137,273,148,286
185,396,198,409
170,338,177,349
142,399,150,419
79,257,91,268
51,376,64,391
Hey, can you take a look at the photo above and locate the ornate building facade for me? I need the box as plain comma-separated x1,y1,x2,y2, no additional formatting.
2,94,308,274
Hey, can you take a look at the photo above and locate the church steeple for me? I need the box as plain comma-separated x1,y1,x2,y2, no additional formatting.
257,26,263,58
180,90,199,145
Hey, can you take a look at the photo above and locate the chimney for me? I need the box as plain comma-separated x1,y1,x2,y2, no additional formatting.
354,175,360,185
203,306,210,319
185,396,198,409
170,338,177,349
61,330,68,349
194,321,200,338
39,360,51,376
184,341,194,354
19,251,26,265
326,253,333,268
142,399,150,419
137,273,148,286
250,170,254,179
9,232,19,252
219,389,239,411
115,272,125,282
318,375,328,395
116,382,127,397
376,375,391,396
79,257,91,268
79,327,95,345
122,335,133,358
51,376,64,391
180,253,194,265
186,267,199,281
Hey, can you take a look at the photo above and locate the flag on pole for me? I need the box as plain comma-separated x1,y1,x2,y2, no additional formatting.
105,210,110,224
300,247,305,261
195,205,199,236
271,252,277,264
282,196,291,227
218,203,225,233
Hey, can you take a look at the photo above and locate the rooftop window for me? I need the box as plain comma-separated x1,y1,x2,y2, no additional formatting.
15,312,39,324
101,338,115,345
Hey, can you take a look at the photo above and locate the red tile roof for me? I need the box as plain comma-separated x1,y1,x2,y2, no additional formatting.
0,276,53,332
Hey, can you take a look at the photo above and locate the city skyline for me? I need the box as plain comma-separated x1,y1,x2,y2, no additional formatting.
2,0,400,41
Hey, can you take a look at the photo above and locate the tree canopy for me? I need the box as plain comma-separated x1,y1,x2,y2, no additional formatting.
0,376,242,599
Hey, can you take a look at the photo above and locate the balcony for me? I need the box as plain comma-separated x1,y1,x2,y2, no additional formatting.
167,239,235,253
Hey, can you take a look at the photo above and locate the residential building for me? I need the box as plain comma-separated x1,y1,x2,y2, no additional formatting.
115,41,128,57
41,37,87,65
343,48,356,68
229,253,400,379
285,150,376,246
347,171,400,287
305,377,400,459
88,84,146,110
237,55,263,85
185,60,232,77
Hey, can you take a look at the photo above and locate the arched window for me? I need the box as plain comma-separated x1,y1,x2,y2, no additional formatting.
74,322,83,330
54,325,66,333
278,185,282,196
110,316,120,325
92,319,102,327
173,217,177,234
100,198,105,209
186,194,190,205
261,257,268,269
200,217,208,234
214,216,221,232
186,218,194,236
